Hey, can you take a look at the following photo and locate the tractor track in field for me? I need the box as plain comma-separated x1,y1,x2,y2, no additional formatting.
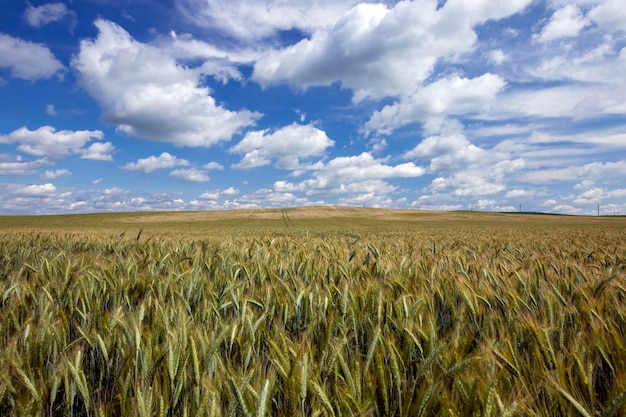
239,209,259,225
281,208,295,228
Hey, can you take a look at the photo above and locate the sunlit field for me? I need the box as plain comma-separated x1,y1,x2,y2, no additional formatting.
1,207,625,416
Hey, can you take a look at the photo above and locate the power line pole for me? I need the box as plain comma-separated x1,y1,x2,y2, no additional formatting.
598,205,600,217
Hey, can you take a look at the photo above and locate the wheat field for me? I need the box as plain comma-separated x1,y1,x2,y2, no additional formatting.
1,208,625,416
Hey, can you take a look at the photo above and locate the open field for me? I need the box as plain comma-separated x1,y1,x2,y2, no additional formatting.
1,207,625,416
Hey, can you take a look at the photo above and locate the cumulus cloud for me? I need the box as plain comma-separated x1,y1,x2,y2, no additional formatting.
536,4,589,43
81,142,116,161
405,131,487,172
404,124,526,197
199,186,239,200
0,182,222,214
24,2,71,27
573,187,604,204
40,169,71,180
253,0,530,103
175,0,362,42
552,204,586,215
122,152,190,173
366,73,506,134
338,193,395,208
0,126,104,159
587,0,626,32
157,30,257,83
230,123,334,169
273,152,424,198
0,33,64,80
486,49,509,65
239,188,309,207
20,183,57,195
203,161,224,170
169,168,210,182
426,158,525,196
0,154,48,175
505,188,535,198
72,19,259,147
0,182,75,215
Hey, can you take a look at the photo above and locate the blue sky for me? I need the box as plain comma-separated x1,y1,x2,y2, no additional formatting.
1,0,625,215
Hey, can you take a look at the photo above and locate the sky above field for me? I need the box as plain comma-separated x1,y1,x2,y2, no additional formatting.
1,0,625,215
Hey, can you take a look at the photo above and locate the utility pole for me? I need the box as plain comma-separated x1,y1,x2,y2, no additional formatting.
519,204,521,213
598,205,600,217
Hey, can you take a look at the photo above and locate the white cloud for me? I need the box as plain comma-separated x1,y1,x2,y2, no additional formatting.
170,168,210,182
0,33,64,80
575,180,595,189
274,152,424,198
476,199,496,209
102,187,129,195
0,182,75,214
339,192,394,208
528,130,626,148
20,183,57,195
322,153,425,180
536,4,590,43
578,159,626,177
573,187,604,204
158,30,256,82
222,186,239,195
426,158,525,197
24,2,71,27
0,126,104,159
404,125,525,197
122,152,190,173
588,0,626,32
199,186,239,200
0,154,48,175
505,188,534,198
81,142,116,161
201,193,221,200
469,123,541,139
370,138,387,154
525,37,620,84
46,104,57,115
230,123,334,169
72,19,259,147
521,159,626,183
175,0,362,42
203,161,224,170
404,131,487,172
240,188,307,207
486,49,509,65
40,169,71,180
253,0,530,103
366,73,506,134
0,182,220,214
497,83,624,120
553,204,586,215
607,188,626,198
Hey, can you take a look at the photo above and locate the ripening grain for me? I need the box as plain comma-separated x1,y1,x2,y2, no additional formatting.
0,209,625,416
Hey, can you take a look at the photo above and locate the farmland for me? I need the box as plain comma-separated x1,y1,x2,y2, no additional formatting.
1,207,625,416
